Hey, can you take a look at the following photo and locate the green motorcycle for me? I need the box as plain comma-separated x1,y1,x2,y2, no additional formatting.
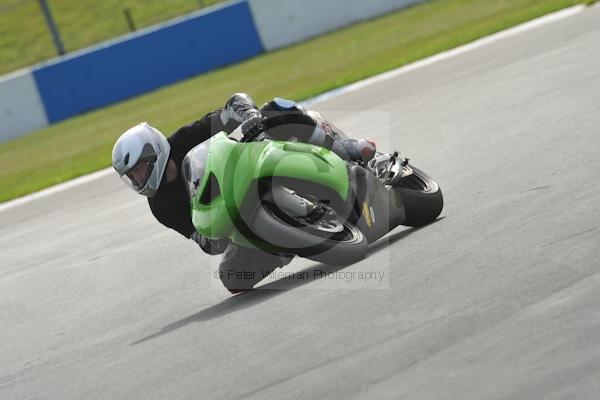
182,117,443,266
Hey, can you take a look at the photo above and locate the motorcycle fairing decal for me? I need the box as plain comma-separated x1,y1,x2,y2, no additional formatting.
362,201,373,228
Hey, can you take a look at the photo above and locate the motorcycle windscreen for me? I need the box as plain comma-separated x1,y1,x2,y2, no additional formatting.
182,140,211,199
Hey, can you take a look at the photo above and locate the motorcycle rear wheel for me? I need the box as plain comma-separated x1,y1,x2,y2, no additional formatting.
251,189,368,266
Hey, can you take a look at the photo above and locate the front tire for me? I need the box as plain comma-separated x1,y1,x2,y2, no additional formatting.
395,166,444,227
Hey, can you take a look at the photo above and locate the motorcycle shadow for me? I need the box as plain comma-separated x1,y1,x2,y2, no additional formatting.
133,220,443,345
132,261,343,345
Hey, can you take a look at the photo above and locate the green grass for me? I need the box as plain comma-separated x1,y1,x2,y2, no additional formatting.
0,0,225,75
0,0,594,202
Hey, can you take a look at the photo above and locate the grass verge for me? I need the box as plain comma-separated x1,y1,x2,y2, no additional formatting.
0,0,593,202
0,0,225,75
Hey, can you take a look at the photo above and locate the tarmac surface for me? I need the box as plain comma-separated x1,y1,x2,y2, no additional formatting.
2,5,600,399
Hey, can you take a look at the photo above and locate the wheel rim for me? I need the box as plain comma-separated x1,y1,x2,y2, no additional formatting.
399,173,429,191
395,167,438,193
266,201,360,243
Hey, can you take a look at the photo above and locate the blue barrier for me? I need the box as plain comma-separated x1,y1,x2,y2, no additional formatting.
32,1,263,123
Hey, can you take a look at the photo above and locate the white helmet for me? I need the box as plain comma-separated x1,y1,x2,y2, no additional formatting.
112,122,171,197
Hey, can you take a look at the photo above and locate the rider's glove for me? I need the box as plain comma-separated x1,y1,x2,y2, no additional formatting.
190,231,229,255
240,110,265,139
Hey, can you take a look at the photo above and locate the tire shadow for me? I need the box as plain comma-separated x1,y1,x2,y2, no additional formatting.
132,218,444,344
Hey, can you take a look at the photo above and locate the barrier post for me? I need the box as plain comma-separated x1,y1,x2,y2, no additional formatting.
37,0,65,56
123,8,137,32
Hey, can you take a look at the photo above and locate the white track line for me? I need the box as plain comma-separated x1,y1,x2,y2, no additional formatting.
0,5,585,214
0,168,113,213
304,5,585,105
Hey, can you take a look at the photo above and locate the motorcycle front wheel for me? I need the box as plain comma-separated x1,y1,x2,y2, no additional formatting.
395,166,444,227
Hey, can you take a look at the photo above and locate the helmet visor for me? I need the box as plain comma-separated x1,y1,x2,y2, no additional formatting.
120,156,156,192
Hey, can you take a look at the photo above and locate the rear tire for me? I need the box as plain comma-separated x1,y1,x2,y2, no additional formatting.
396,166,443,227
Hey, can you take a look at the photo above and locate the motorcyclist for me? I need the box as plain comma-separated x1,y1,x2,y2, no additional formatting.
112,93,376,293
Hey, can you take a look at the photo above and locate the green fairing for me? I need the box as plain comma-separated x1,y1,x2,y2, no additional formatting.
190,132,349,241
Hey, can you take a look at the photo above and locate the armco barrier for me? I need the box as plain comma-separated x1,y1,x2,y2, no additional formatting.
0,0,427,142
32,0,262,124
0,69,49,141
248,0,424,51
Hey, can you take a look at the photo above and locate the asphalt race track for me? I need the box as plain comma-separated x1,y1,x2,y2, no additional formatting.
2,5,600,399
